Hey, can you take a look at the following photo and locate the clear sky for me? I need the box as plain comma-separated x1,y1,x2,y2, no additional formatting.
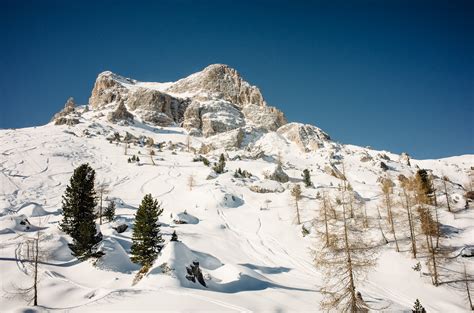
1,0,472,159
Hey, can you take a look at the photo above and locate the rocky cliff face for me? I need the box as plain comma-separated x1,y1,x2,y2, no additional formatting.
167,64,266,107
82,64,287,135
277,123,331,152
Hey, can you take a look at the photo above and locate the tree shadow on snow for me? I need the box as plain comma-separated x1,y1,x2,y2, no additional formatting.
239,263,291,274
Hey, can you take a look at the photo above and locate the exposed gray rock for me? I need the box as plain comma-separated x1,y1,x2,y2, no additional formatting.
277,123,330,152
399,152,411,166
107,102,134,124
183,100,245,137
88,65,287,137
242,104,286,131
89,71,132,109
262,164,289,183
167,64,266,107
113,224,128,233
324,164,345,179
203,128,245,150
127,87,188,125
51,97,78,122
54,117,80,126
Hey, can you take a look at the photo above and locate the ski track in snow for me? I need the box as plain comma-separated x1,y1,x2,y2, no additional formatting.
0,119,472,312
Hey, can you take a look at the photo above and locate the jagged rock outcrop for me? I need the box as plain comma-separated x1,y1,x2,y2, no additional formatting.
242,104,286,131
107,102,134,124
55,117,80,126
177,65,286,136
86,64,287,135
51,97,76,121
183,100,245,137
277,123,330,152
51,97,81,125
399,152,411,166
89,71,132,109
127,87,188,126
167,64,266,107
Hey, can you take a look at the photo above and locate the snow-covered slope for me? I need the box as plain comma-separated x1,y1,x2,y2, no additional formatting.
1,66,473,312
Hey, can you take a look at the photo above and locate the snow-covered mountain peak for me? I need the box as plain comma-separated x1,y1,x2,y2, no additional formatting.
56,65,287,140
167,63,267,108
2,65,474,312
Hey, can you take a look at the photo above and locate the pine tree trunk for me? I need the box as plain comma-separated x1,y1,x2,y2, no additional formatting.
33,237,38,306
402,190,417,258
342,203,357,312
465,264,473,310
385,192,399,252
388,209,399,252
443,179,451,212
378,218,389,244
323,197,329,247
429,234,439,286
434,205,440,248
363,203,369,228
295,200,300,224
99,192,103,225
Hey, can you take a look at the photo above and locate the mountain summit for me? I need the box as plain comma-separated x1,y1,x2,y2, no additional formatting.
80,64,287,139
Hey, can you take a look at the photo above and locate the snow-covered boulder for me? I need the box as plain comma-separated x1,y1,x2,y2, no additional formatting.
262,164,289,183
277,122,330,152
0,214,40,233
218,192,244,208
95,237,139,273
175,211,199,224
146,241,222,288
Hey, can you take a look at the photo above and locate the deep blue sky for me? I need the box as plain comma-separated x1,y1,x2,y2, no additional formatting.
1,0,473,159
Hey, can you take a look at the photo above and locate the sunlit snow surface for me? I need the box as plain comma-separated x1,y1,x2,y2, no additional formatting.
0,112,473,312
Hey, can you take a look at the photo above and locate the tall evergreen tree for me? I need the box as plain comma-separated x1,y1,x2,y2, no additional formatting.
302,169,312,187
103,201,116,223
59,163,99,258
131,194,164,266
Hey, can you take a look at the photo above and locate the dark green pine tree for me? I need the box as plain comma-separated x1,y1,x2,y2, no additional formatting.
131,194,164,266
416,169,435,204
412,299,426,313
170,230,179,242
213,153,226,174
104,201,116,223
302,169,312,187
59,163,99,259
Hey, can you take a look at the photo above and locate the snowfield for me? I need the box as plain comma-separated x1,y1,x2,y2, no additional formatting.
0,110,473,312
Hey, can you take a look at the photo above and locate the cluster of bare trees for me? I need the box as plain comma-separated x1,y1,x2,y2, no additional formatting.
312,162,473,311
313,168,377,312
